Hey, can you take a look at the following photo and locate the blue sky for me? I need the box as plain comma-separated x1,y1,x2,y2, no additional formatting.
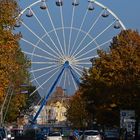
96,0,140,31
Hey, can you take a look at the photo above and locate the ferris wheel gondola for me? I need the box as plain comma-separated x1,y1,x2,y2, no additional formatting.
114,20,121,29
102,8,109,18
88,2,94,11
56,0,63,6
40,0,47,10
72,0,79,6
26,8,33,17
14,20,21,28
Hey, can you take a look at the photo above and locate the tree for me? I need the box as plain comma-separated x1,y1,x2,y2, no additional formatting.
66,91,91,129
0,0,31,123
80,30,140,126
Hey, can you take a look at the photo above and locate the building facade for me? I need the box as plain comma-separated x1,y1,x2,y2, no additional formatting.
33,87,70,125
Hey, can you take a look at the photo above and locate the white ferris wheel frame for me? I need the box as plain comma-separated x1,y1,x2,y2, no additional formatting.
19,0,126,30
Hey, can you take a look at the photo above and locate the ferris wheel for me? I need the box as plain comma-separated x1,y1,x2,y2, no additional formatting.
15,0,125,122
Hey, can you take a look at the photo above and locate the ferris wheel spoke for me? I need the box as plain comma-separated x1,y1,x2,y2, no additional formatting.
74,64,89,70
75,62,91,65
21,38,59,60
30,9,63,57
36,98,44,106
31,70,44,89
68,26,99,47
31,65,61,83
67,71,71,86
75,46,98,59
58,70,63,86
58,71,62,86
70,65,82,77
71,9,104,57
60,5,67,55
30,64,58,73
74,41,103,59
63,70,67,90
30,67,62,96
70,71,78,91
68,3,76,56
22,50,57,61
46,9,65,55
31,61,57,64
70,10,88,56
97,39,112,48
76,55,98,62
22,51,52,60
21,21,60,59
73,20,116,58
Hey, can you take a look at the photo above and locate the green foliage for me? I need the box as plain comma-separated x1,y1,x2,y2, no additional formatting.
80,30,140,126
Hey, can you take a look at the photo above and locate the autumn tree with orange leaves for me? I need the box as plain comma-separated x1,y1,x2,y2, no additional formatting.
0,0,31,123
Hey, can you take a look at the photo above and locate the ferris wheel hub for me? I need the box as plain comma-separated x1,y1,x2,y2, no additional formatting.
58,55,76,66
64,61,69,68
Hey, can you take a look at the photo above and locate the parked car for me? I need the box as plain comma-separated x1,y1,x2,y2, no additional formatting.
104,130,120,140
46,132,63,140
73,130,83,140
0,127,14,140
78,131,84,140
81,130,102,140
36,129,49,140
11,128,23,137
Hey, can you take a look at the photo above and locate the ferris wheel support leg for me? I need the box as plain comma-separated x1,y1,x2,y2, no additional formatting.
69,67,80,87
31,66,65,124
